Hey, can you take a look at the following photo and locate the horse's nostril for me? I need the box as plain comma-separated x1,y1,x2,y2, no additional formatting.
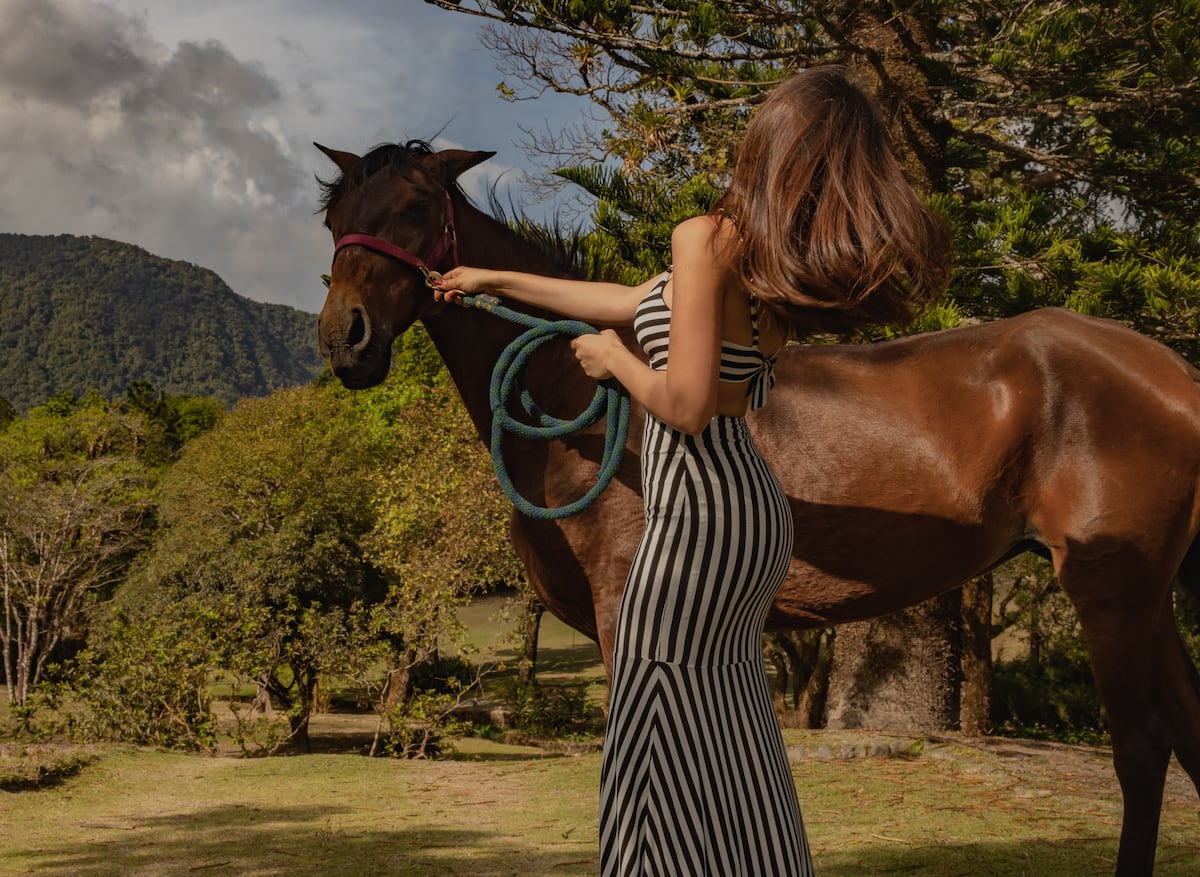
347,308,366,348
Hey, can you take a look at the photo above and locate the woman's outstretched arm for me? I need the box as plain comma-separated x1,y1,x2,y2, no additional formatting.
434,267,660,326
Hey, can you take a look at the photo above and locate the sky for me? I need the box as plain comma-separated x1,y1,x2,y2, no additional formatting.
0,0,586,313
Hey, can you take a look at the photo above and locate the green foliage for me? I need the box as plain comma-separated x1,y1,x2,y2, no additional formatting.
556,165,721,284
372,688,472,759
62,602,218,752
1177,584,1200,668
410,654,479,694
436,0,1200,360
134,384,389,748
364,382,523,654
990,556,1106,743
991,652,1107,745
501,680,603,740
346,373,523,757
0,744,97,790
0,233,322,412
0,397,157,705
369,654,487,759
321,323,447,444
120,380,225,464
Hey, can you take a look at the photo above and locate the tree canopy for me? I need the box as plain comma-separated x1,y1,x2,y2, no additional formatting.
430,0,1200,354
0,395,156,705
135,384,388,749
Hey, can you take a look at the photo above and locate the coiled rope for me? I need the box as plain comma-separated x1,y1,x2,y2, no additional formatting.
453,291,631,520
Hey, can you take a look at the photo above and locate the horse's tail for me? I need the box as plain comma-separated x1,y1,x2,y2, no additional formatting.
1183,366,1200,603
1181,539,1200,603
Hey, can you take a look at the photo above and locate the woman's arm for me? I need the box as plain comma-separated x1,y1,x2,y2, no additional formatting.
572,216,729,434
434,266,659,327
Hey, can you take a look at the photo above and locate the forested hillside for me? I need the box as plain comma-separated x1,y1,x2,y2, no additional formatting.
0,234,323,410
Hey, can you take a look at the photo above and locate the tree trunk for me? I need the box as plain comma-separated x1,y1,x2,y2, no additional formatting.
843,2,951,193
767,629,831,724
767,632,801,707
824,591,962,732
517,594,544,687
959,573,994,735
796,630,834,730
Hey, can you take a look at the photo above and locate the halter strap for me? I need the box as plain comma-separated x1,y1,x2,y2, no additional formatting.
332,191,458,276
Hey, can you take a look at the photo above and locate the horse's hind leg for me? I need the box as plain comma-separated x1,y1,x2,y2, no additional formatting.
1060,554,1175,877
1164,573,1200,797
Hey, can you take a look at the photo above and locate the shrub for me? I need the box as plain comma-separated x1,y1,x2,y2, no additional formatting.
502,681,603,740
372,688,471,759
64,606,217,752
991,649,1107,744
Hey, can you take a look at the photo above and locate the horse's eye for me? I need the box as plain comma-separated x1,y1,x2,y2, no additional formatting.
403,200,429,218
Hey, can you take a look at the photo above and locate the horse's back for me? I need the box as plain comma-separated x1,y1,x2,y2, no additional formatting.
753,307,1200,622
766,308,1200,444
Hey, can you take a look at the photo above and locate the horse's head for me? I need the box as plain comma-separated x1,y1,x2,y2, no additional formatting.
315,141,494,388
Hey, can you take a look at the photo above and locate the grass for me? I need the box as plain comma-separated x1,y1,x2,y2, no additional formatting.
455,593,606,687
0,734,1196,876
2,595,1196,875
0,743,99,790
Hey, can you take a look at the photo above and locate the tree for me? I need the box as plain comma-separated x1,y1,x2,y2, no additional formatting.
428,0,1200,731
141,384,388,751
432,0,1200,342
0,397,155,706
361,380,525,754
120,380,225,463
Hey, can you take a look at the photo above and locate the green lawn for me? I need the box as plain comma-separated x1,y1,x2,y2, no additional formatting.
1,734,1196,876
2,594,1197,875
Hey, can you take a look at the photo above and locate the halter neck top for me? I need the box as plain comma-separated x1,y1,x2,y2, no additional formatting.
633,271,778,410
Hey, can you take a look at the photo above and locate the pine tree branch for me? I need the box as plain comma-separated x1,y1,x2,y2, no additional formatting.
424,0,816,63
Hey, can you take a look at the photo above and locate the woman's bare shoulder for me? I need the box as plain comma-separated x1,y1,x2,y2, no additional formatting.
671,214,738,264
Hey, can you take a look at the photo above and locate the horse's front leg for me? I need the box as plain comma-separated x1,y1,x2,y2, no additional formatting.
1060,551,1176,877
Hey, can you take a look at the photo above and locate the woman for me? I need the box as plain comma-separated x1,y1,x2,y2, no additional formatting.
436,65,951,876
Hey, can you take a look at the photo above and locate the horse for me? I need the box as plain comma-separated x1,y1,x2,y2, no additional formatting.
314,140,1200,876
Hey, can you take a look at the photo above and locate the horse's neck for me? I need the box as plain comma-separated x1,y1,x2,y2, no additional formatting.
421,201,585,444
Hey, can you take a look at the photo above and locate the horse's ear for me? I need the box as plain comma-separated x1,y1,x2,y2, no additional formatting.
314,143,360,175
425,149,497,184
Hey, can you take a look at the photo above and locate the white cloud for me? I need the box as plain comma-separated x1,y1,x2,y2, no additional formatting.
0,0,583,313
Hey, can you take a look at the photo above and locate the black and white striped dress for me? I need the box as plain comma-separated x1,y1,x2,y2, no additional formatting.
598,274,813,875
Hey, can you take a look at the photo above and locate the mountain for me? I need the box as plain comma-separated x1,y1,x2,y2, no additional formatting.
0,234,324,411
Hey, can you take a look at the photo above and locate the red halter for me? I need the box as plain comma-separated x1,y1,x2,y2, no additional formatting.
331,191,458,280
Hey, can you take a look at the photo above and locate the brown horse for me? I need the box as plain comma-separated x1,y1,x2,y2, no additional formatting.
315,141,1200,876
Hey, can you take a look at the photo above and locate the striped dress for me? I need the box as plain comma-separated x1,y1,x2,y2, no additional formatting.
598,274,813,875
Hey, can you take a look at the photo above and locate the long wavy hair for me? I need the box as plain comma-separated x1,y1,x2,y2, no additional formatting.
712,66,953,337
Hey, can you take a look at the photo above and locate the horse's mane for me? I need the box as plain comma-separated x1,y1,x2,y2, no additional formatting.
318,139,604,281
487,192,607,282
318,140,467,219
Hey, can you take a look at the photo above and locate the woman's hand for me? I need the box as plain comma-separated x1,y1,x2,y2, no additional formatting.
571,329,624,380
432,266,496,303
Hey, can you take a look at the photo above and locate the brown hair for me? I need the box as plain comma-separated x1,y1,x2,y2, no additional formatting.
712,66,952,337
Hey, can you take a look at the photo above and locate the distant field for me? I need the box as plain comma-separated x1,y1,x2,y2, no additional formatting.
456,592,605,678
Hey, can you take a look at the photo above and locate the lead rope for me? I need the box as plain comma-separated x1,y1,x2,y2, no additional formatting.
323,268,631,519
424,271,630,520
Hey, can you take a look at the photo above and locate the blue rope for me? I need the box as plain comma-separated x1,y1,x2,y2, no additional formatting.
455,293,631,520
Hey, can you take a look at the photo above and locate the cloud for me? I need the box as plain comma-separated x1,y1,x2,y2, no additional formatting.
0,0,151,107
0,0,582,313
0,0,304,206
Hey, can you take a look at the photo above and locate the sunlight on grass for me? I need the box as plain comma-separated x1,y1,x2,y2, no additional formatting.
3,594,1196,876
1,739,1196,876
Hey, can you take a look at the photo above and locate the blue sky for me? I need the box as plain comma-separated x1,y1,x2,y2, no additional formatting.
0,0,588,312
